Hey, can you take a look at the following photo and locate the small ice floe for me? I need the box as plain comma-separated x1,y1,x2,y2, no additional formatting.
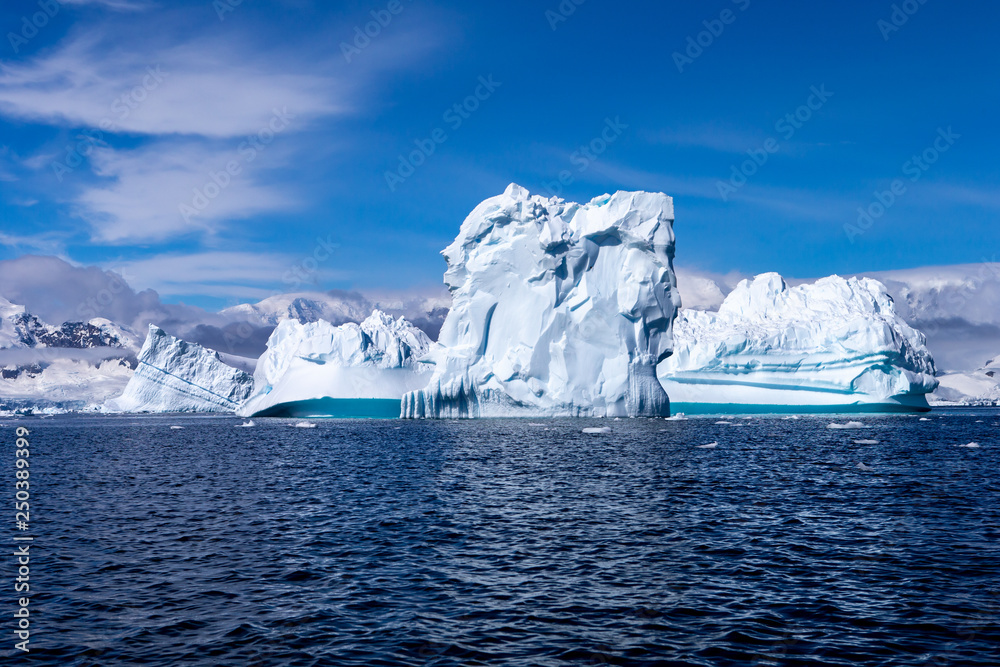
582,427,612,434
976,420,984,423
919,417,932,421
782,416,800,420
527,423,546,426
854,439,880,445
293,422,318,428
170,426,184,430
958,442,981,448
827,421,865,430
665,413,688,421
697,442,718,449
856,462,875,472
236,420,255,428
715,421,732,425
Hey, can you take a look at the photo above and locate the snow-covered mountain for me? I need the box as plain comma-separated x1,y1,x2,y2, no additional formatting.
239,311,432,418
0,295,140,412
932,354,1000,405
220,290,449,340
222,292,375,328
107,325,254,413
0,295,139,352
659,274,938,413
402,184,681,418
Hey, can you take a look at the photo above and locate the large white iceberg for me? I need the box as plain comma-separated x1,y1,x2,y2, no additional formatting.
108,325,254,413
401,184,681,418
238,311,432,418
659,273,938,413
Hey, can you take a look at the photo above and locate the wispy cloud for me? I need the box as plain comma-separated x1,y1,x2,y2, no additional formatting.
117,251,350,301
78,140,297,243
0,33,340,138
921,183,1000,210
640,125,768,154
61,0,155,10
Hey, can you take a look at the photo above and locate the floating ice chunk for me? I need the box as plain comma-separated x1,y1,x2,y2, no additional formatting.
854,439,880,445
958,442,981,448
715,421,732,425
169,425,184,430
293,421,318,428
236,420,255,428
582,427,612,434
240,311,432,418
828,421,865,429
107,325,254,413
665,413,688,421
919,417,932,421
856,462,875,472
697,442,718,449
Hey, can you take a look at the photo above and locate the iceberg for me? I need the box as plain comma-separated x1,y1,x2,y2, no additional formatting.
401,183,681,418
107,325,254,413
659,273,938,413
238,311,432,418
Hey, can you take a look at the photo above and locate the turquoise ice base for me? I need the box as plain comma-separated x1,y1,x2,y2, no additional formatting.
250,398,402,419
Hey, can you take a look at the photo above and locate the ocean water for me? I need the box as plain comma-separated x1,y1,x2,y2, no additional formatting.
11,410,1000,666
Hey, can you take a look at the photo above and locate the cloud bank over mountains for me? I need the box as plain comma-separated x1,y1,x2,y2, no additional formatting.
0,255,449,358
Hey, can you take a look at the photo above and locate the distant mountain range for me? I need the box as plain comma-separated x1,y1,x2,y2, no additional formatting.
3,261,1000,412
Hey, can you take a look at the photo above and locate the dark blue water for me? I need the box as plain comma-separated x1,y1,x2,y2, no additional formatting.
10,411,1000,666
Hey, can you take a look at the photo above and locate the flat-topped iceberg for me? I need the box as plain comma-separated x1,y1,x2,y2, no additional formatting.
402,183,681,418
659,273,938,413
107,325,254,413
239,311,432,418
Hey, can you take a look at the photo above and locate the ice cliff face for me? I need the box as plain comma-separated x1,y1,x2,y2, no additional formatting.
108,325,254,413
401,184,681,418
659,274,939,412
238,311,432,417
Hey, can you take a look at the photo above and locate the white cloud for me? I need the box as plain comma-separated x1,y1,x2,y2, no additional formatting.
117,251,350,301
61,0,154,10
77,141,297,243
0,33,340,138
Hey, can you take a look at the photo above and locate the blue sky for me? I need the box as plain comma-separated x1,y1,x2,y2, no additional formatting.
0,0,997,311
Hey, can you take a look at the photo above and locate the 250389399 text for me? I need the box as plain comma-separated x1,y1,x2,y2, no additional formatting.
13,426,33,654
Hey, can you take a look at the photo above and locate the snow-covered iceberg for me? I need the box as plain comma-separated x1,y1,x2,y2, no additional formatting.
401,184,681,418
238,311,432,418
107,324,254,413
659,273,938,413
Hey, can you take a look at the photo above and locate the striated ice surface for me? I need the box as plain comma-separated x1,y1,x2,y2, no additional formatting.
402,183,681,418
659,273,939,413
107,324,254,413
238,310,432,418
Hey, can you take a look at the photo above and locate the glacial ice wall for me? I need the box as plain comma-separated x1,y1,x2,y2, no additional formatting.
238,311,432,417
659,273,939,412
401,183,681,418
108,324,254,413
